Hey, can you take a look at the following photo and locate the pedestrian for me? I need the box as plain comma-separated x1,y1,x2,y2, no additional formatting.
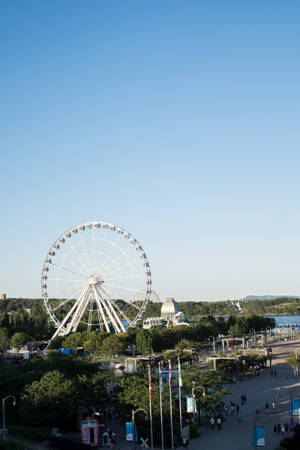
217,417,222,431
182,437,189,449
284,423,289,434
241,394,244,405
277,424,281,435
210,416,215,429
256,406,260,416
274,370,277,377
265,402,269,413
273,424,277,434
272,402,276,412
281,424,285,436
236,404,240,414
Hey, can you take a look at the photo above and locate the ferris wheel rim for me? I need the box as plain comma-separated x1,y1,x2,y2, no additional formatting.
41,221,152,332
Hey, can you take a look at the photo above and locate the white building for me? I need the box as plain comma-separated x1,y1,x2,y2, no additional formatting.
143,297,187,328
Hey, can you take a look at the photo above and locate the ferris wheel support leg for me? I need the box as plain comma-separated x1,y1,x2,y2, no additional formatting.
104,294,126,333
92,286,111,333
94,286,122,334
102,286,132,328
50,286,89,340
67,288,92,334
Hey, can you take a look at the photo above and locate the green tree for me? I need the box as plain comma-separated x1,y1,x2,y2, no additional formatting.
101,334,125,355
136,329,152,355
21,370,76,425
0,327,9,353
83,331,103,355
10,332,28,350
62,331,87,349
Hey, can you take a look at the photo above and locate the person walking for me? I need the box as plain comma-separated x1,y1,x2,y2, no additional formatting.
277,424,281,435
273,424,277,434
217,417,222,431
272,402,276,413
265,402,269,413
182,437,190,449
210,416,215,429
236,404,240,414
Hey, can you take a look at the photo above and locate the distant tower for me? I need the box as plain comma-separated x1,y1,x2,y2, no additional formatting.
0,293,6,300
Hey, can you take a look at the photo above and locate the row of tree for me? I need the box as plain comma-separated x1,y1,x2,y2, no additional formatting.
46,314,275,356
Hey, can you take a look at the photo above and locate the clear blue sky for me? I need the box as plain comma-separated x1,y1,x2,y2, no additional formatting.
1,1,300,301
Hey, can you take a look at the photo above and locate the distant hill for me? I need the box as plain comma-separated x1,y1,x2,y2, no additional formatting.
241,295,300,301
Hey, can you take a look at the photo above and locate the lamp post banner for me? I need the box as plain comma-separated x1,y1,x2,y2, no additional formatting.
289,399,300,416
126,422,137,441
251,425,265,447
187,397,197,413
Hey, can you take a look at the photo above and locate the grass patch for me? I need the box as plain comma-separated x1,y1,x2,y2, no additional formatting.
8,425,49,442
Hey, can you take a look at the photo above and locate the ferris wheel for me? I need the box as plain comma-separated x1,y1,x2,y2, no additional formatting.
41,221,152,340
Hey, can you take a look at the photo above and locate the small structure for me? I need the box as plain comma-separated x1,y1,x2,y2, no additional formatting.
125,356,161,374
80,417,99,447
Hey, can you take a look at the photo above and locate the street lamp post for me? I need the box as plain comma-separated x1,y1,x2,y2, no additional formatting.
249,329,256,347
209,336,216,353
131,408,148,450
192,382,205,424
2,396,16,441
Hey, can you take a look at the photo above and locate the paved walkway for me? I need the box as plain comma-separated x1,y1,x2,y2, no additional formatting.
189,338,300,450
115,338,300,449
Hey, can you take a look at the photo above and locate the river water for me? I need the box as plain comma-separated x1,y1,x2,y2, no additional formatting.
264,314,300,328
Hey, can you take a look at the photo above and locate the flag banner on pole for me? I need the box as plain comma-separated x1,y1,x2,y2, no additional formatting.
169,362,172,387
159,368,163,392
251,425,265,447
187,397,197,413
160,370,178,385
178,360,182,387
149,367,152,397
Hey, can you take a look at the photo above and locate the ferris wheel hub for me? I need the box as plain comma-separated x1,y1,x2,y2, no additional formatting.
87,276,104,286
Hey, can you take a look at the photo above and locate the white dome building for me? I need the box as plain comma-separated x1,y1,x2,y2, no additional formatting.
161,297,183,324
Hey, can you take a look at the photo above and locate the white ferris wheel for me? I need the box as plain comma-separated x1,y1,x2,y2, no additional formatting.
41,221,152,340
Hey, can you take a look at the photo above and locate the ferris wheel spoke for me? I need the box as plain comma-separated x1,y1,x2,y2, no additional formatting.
48,283,83,298
92,238,126,277
103,286,140,311
106,273,144,282
80,231,95,275
51,262,86,278
104,260,139,277
106,283,145,295
67,234,89,273
47,278,84,283
52,298,76,312
111,300,133,325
